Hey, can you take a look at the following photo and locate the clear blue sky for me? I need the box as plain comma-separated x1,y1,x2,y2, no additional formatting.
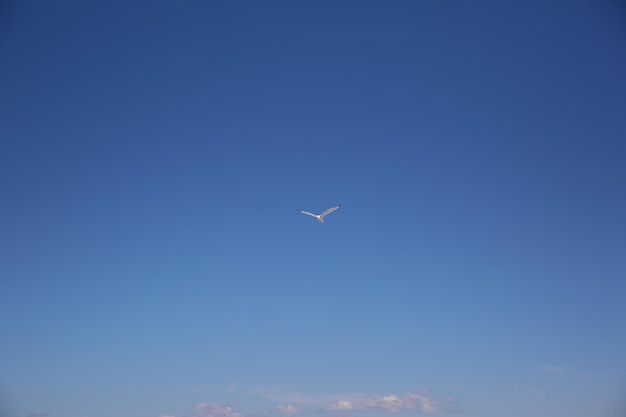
1,2,625,417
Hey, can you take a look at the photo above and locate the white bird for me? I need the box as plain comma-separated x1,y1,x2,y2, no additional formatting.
296,204,341,223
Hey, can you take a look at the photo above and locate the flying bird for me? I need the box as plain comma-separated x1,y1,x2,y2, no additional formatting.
296,204,341,223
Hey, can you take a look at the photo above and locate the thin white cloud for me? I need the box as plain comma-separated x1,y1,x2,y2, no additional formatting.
193,403,242,417
325,399,355,411
272,404,306,415
255,387,452,414
323,390,439,413
166,387,455,417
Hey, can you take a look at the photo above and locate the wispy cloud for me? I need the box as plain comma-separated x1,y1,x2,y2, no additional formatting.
255,387,454,414
167,387,456,417
271,404,306,415
193,403,242,417
322,390,441,413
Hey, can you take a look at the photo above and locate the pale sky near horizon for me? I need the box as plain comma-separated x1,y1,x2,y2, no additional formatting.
1,2,626,417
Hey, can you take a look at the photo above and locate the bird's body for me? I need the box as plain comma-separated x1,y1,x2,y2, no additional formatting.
296,205,341,223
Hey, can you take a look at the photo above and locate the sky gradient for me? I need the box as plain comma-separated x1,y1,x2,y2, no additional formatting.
1,1,626,417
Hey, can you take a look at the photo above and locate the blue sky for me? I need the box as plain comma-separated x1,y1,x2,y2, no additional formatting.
1,1,625,417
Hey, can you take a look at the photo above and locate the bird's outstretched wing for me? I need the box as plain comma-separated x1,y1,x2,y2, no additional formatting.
319,204,341,219
296,209,318,218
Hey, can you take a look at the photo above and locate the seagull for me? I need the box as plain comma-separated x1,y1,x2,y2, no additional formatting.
296,204,341,223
